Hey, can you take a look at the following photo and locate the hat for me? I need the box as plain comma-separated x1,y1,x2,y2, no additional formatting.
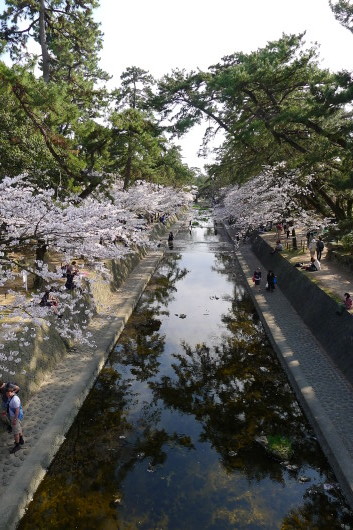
5,383,16,391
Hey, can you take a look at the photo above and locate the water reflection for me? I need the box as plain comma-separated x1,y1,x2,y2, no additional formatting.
19,216,353,530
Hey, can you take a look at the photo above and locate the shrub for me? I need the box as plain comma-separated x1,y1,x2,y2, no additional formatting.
341,231,353,253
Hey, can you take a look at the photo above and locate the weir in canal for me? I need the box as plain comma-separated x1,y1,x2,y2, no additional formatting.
19,211,353,529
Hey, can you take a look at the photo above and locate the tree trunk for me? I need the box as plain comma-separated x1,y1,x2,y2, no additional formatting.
123,132,133,190
291,228,297,250
33,240,47,289
39,0,50,82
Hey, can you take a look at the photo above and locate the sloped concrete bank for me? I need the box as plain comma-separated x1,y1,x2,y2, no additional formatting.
0,214,185,530
251,234,353,386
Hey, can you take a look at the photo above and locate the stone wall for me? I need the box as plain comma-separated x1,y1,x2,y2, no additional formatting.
251,235,353,385
327,248,353,274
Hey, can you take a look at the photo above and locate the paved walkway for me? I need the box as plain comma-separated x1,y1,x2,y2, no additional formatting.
224,224,353,510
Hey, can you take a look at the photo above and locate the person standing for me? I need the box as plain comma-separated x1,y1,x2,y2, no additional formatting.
267,270,276,292
308,238,317,259
253,268,262,289
316,237,324,261
65,261,78,290
0,382,19,432
7,386,24,454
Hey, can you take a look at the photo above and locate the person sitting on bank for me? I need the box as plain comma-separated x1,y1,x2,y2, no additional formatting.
39,288,59,311
301,257,318,272
336,293,353,315
270,240,283,254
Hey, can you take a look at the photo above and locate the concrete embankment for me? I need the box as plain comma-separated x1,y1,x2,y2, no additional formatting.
0,215,185,530
251,234,353,385
224,226,353,511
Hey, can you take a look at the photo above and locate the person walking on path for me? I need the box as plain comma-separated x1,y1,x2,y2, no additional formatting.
266,270,276,292
6,386,24,454
316,236,324,261
253,267,262,289
336,293,353,315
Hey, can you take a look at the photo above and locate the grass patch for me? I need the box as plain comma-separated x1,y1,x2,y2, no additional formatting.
267,435,293,460
192,204,210,211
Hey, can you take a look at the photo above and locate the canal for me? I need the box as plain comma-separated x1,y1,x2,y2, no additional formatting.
19,211,353,529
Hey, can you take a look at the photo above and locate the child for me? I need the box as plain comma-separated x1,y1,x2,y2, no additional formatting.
6,386,24,454
336,293,353,315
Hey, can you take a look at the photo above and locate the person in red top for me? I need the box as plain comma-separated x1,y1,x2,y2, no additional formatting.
336,293,353,315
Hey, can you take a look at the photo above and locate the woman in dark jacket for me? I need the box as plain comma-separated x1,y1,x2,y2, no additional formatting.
267,270,276,292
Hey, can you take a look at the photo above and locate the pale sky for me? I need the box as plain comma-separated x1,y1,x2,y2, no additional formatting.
95,0,353,170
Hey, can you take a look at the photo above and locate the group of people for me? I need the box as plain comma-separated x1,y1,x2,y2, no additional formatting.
298,235,325,272
252,268,277,292
0,381,24,454
253,228,352,315
38,261,80,315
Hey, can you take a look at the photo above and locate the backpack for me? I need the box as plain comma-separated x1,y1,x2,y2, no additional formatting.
317,240,324,250
7,396,24,421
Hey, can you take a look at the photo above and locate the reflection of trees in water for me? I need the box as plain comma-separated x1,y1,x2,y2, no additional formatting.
211,251,247,301
109,251,189,382
149,297,330,482
282,486,353,529
148,338,351,524
19,250,191,529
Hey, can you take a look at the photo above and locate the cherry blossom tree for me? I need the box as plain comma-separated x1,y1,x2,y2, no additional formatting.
213,164,326,233
0,175,193,359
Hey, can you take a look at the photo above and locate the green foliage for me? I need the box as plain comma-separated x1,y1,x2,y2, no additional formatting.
329,0,353,32
156,33,353,219
110,67,195,189
266,434,293,459
0,0,108,86
341,231,353,251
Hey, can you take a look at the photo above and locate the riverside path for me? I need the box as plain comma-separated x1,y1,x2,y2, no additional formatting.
224,222,353,512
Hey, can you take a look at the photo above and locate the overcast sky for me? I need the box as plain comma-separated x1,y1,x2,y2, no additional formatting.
95,0,353,170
